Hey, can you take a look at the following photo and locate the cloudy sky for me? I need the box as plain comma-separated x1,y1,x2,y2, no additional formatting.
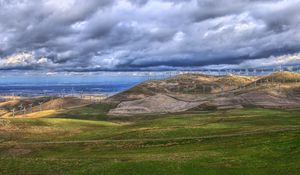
1,0,300,73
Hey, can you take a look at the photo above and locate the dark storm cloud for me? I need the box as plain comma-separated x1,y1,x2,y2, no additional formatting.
1,0,300,72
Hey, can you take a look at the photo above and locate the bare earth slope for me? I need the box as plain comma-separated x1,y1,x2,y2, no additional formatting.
109,94,202,115
33,97,90,111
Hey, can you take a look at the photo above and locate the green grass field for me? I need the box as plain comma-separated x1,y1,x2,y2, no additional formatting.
1,106,300,175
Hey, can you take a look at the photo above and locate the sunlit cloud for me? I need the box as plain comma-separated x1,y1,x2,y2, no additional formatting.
0,0,300,72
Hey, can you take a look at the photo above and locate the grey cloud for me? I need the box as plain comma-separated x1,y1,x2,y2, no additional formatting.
1,0,300,72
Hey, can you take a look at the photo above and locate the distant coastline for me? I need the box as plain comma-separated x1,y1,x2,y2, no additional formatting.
0,73,161,97
0,83,136,97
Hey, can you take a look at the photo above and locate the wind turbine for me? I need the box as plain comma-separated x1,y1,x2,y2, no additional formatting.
38,102,43,111
71,87,75,97
61,89,65,98
23,106,26,115
29,104,33,113
80,91,84,99
18,103,23,113
12,108,15,118
221,83,224,96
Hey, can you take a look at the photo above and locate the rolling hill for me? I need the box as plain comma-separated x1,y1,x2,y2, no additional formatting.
108,72,300,115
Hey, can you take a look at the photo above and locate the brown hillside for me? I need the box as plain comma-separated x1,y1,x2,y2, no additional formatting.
107,73,257,103
33,97,90,111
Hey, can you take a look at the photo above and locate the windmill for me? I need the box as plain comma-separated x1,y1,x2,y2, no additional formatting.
12,108,15,118
261,68,264,75
287,66,293,73
43,90,47,97
221,83,224,96
29,104,33,113
23,107,26,115
71,87,75,97
18,103,23,113
38,102,43,111
80,90,84,99
208,69,211,75
278,83,281,94
245,68,249,76
59,101,63,109
147,72,150,81
60,89,65,98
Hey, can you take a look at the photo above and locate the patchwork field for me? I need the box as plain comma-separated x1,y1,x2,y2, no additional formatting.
1,105,300,175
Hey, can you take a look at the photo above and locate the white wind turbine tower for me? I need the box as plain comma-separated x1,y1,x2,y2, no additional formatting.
221,83,224,96
245,68,249,76
61,89,65,98
29,104,33,113
12,108,15,118
253,68,257,76
71,87,75,97
38,102,43,111
42,90,47,97
22,106,26,115
50,96,53,101
80,90,84,99
18,103,23,115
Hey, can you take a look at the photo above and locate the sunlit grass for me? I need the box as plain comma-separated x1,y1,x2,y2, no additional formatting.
1,107,300,174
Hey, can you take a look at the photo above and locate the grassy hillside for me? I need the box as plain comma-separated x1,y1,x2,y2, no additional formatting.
1,72,300,174
0,107,300,174
0,97,93,118
108,72,300,103
107,72,300,115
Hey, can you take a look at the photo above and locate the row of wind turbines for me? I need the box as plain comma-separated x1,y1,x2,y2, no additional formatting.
143,65,300,81
4,65,300,117
11,102,44,117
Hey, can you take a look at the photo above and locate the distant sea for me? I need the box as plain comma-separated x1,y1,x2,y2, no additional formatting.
0,70,282,97
0,74,163,97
